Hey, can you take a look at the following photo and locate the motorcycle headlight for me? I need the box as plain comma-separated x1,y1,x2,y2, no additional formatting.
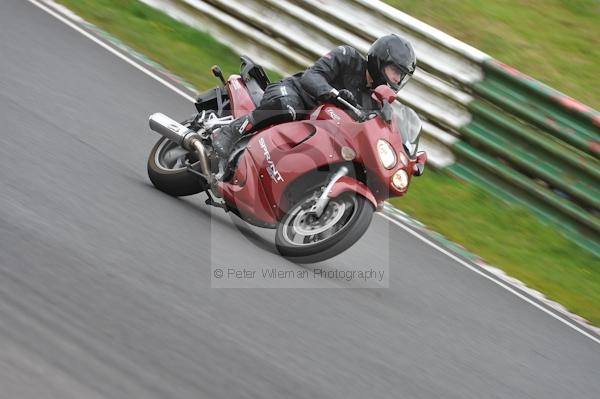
392,170,409,190
377,139,397,169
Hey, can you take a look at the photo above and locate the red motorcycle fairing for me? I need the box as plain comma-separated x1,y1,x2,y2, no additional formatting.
226,75,257,118
326,176,377,208
218,120,348,225
312,103,355,125
217,81,416,226
219,105,414,225
220,151,279,227
354,117,414,197
314,104,416,200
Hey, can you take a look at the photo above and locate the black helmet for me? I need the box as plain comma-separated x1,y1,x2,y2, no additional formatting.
367,34,416,92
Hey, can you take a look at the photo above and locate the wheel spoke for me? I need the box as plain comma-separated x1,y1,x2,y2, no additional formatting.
163,148,188,166
281,195,358,247
155,138,191,171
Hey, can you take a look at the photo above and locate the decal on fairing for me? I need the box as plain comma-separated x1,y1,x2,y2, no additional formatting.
238,118,250,133
326,108,341,121
259,137,284,183
286,104,296,120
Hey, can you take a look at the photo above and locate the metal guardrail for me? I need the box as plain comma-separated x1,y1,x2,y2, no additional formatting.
141,0,600,255
353,0,600,254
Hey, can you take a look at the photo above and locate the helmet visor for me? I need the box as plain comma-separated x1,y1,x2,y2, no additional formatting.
383,63,412,92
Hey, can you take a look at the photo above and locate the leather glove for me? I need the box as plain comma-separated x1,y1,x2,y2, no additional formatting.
338,89,356,105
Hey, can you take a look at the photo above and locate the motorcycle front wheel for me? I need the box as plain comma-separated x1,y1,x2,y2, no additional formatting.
275,192,374,262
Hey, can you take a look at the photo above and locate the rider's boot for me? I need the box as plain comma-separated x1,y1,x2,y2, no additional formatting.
211,114,254,181
212,114,254,160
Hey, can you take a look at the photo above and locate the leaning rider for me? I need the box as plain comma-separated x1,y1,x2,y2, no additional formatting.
212,34,416,167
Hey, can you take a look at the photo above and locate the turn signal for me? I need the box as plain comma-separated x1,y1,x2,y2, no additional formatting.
341,146,356,160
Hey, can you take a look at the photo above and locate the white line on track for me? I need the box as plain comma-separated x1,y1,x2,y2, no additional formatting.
29,0,600,346
379,213,600,345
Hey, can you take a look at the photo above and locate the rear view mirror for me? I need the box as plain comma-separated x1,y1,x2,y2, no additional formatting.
413,151,427,176
381,102,393,123
372,85,397,104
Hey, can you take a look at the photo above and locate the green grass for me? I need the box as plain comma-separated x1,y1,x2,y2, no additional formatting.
390,170,600,325
384,0,600,109
56,0,600,325
56,0,280,91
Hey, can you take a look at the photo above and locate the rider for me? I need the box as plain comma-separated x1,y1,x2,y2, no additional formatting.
211,34,416,165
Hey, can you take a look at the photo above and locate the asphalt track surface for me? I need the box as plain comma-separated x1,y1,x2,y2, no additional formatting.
1,0,599,397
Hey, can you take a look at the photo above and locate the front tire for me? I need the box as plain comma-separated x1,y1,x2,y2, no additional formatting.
275,193,374,263
147,136,206,196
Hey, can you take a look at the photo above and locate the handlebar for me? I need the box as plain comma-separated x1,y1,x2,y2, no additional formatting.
328,88,366,122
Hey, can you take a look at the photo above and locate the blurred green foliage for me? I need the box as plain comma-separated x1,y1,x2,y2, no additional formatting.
384,0,600,109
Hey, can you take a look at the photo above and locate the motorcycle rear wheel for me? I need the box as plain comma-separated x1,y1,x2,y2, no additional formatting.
147,136,206,196
275,192,374,262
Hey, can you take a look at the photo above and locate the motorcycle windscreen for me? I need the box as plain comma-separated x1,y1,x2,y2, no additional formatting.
391,102,422,158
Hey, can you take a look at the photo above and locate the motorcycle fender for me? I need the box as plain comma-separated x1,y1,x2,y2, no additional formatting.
327,176,377,208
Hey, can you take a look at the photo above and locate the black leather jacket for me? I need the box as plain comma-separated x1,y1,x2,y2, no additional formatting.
284,45,377,111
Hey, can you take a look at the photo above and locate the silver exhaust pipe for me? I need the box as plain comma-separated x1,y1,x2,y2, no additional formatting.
149,113,195,147
149,113,212,183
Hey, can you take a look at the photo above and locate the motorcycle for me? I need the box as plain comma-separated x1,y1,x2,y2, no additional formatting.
147,56,426,262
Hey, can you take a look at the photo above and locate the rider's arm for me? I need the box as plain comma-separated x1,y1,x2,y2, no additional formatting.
299,45,356,101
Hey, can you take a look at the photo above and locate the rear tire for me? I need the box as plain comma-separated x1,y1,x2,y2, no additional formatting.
275,192,374,263
147,136,206,197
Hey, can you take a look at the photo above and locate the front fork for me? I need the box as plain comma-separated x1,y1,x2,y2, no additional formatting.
308,166,349,218
307,166,378,218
